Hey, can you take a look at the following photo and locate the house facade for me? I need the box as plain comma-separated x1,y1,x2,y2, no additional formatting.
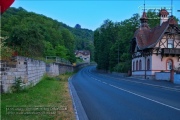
75,50,90,63
131,9,180,79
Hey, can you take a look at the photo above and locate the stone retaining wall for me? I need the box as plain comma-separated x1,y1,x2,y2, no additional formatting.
0,56,46,93
0,56,90,93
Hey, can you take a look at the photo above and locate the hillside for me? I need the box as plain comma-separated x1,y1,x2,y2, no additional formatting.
1,7,94,62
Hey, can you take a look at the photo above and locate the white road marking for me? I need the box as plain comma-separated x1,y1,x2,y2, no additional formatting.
86,67,180,111
98,75,180,92
102,82,107,84
108,84,180,111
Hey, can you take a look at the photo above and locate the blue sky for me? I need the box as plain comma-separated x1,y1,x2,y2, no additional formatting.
11,0,180,30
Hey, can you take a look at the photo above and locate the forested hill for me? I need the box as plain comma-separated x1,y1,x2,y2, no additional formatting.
1,7,94,63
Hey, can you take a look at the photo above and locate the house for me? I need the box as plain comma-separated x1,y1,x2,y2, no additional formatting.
131,9,180,79
75,50,90,63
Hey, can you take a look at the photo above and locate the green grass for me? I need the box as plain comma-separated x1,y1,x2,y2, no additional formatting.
1,74,75,120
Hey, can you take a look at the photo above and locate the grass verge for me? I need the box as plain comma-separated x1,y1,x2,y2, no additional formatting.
1,73,75,120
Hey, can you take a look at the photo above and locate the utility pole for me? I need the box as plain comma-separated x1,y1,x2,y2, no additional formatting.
118,41,120,64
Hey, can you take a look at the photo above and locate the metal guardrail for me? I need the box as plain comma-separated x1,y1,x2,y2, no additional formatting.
46,56,71,65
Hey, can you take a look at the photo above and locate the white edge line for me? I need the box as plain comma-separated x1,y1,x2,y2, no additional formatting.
68,76,80,120
109,84,180,111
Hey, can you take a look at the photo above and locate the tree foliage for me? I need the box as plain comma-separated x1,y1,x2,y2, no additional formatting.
1,7,94,63
94,14,140,72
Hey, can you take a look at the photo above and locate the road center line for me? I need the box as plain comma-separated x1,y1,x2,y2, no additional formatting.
108,84,180,111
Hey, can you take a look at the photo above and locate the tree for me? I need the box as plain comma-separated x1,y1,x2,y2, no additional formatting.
94,14,139,72
75,24,81,29
7,24,44,57
43,41,55,56
0,37,13,60
61,29,76,63
55,45,68,59
146,10,160,28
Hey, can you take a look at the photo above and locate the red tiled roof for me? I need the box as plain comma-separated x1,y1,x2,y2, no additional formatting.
134,17,178,50
159,9,169,16
140,12,148,20
169,17,178,25
75,50,90,56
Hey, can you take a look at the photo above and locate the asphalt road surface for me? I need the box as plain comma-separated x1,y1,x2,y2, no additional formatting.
71,66,180,120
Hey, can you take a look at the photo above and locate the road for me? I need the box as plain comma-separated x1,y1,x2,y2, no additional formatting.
71,66,180,120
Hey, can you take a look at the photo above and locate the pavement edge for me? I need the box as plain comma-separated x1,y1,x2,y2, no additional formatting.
68,76,89,120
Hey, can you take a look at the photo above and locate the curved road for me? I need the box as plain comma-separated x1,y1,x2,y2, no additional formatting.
71,66,180,120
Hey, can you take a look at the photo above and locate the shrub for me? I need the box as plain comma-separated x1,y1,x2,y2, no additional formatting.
12,77,23,92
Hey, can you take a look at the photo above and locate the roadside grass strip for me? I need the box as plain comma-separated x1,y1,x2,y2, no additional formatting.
1,74,75,120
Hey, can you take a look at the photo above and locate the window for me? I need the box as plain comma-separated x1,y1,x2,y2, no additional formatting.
139,60,142,70
147,59,150,70
168,39,174,48
167,59,173,70
136,61,138,71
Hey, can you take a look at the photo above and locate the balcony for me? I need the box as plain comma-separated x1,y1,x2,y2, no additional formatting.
161,48,180,55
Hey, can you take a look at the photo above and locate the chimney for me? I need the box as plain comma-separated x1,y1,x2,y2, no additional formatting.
159,9,169,26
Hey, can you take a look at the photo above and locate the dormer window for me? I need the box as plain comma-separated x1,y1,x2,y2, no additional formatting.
168,39,174,48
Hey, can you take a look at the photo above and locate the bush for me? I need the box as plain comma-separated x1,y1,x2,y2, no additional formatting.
113,62,131,73
12,77,23,92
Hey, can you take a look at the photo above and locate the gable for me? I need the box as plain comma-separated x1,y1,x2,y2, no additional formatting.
133,17,179,50
155,26,180,48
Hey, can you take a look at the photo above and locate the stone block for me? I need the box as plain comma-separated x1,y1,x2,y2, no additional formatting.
6,72,13,75
9,68,18,72
7,75,15,80
2,84,11,93
9,80,15,84
2,75,7,79
18,68,26,72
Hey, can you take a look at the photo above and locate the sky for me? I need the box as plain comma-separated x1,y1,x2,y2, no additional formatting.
11,0,180,31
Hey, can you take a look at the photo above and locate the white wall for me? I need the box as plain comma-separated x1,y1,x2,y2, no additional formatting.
152,54,179,72
155,72,170,81
132,56,153,75
174,74,180,84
